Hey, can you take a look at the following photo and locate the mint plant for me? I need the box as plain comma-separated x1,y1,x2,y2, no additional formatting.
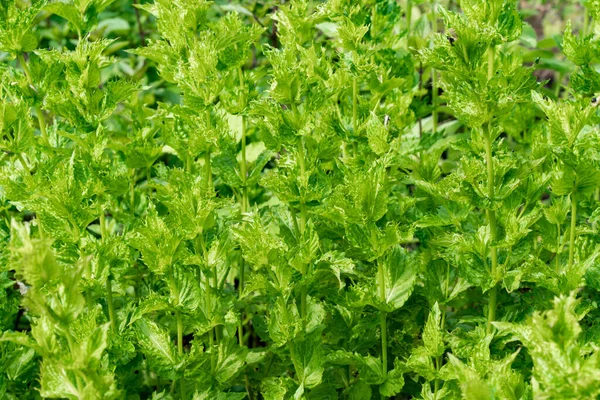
2,0,600,399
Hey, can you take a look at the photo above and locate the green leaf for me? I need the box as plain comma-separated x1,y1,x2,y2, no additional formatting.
366,112,390,155
423,302,445,358
2,346,36,381
379,360,405,396
261,377,289,400
562,20,596,66
377,246,418,312
44,3,84,33
290,333,324,398
494,293,600,399
135,318,182,380
496,1,522,43
168,265,202,312
39,361,80,399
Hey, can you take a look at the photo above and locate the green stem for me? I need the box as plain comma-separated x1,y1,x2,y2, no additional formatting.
176,313,183,349
146,167,152,197
431,0,438,134
434,357,441,394
487,285,497,332
100,210,117,333
176,310,186,399
199,232,219,346
418,63,423,137
485,45,498,335
300,285,308,319
380,312,387,377
205,149,212,189
245,375,254,400
195,236,203,286
238,66,248,347
352,75,358,152
568,192,577,272
130,168,136,213
554,73,563,99
17,53,32,85
17,53,49,146
239,68,247,206
298,139,307,233
406,0,412,34
444,261,450,305
594,188,600,234
209,319,215,371
484,124,498,335
431,77,438,134
435,262,450,393
298,137,308,318
185,154,192,173
377,259,387,393
237,66,253,400
584,7,590,37
212,257,221,344
487,46,495,82
65,333,84,393
371,3,377,40
16,153,31,175
555,223,561,274
106,279,117,333
346,364,352,396
100,209,106,238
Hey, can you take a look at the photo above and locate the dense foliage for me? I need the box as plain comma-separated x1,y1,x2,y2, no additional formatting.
1,0,600,398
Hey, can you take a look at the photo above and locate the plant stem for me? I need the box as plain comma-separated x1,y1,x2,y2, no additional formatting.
418,63,423,137
300,285,308,319
371,3,377,40
185,153,191,173
487,46,495,82
106,279,117,332
239,67,247,207
147,167,152,197
484,124,498,335
17,53,49,146
298,139,307,233
568,192,577,272
238,66,248,346
198,231,219,346
406,0,412,34
176,309,186,399
205,149,212,189
435,262,450,393
130,168,136,213
431,0,438,134
132,0,146,46
65,333,84,393
554,73,563,98
238,66,252,400
100,210,118,333
176,316,183,347
298,136,308,319
380,312,387,380
555,223,561,274
212,259,221,344
240,120,247,215
434,357,441,394
485,44,498,335
377,259,388,393
583,7,590,37
486,285,497,334
16,153,31,176
352,75,358,153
